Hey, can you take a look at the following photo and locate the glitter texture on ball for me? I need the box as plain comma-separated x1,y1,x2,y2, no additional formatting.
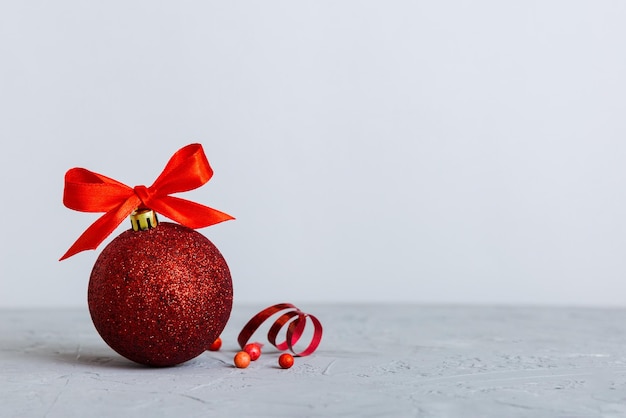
88,222,233,367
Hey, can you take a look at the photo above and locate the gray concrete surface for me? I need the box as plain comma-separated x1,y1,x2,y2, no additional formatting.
1,304,626,417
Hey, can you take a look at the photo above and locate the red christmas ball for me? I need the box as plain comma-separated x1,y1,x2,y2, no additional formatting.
234,351,251,368
88,222,233,367
243,343,262,361
278,353,294,369
207,337,222,351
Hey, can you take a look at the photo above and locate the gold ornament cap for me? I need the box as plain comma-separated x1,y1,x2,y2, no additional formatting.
130,208,159,231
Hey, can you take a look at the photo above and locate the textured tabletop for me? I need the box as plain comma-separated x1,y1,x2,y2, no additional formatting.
1,304,626,417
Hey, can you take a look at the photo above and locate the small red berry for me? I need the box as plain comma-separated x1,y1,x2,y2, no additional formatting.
234,351,251,368
278,353,294,369
207,337,222,351
243,343,262,361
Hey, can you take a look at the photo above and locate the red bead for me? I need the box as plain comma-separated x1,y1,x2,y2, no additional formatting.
234,351,251,368
278,353,294,369
88,223,233,367
207,337,222,351
243,343,262,361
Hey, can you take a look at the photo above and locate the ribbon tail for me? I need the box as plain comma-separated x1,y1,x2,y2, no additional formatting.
149,196,234,229
60,196,140,260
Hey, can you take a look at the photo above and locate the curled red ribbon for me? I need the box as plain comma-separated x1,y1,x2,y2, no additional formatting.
60,143,234,260
238,303,323,357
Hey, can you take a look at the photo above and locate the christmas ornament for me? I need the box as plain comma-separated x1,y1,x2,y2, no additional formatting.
278,353,294,369
207,337,223,351
234,351,251,368
243,343,262,361
61,144,234,367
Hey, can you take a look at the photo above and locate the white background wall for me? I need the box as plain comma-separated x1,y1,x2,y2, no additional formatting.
1,1,625,308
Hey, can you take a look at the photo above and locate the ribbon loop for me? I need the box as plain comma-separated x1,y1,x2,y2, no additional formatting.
238,304,323,357
60,143,234,261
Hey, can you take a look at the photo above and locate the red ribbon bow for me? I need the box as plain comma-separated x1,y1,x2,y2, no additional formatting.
60,143,233,260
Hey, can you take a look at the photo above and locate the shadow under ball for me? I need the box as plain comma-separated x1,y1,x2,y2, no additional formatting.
87,222,233,367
